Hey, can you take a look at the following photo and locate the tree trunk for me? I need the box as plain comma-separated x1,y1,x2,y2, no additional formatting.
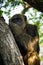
23,0,43,12
0,17,24,65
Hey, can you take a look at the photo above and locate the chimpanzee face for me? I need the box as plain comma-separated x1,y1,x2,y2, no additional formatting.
10,14,27,30
9,14,27,35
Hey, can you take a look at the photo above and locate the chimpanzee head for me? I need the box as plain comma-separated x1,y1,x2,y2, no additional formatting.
9,14,27,36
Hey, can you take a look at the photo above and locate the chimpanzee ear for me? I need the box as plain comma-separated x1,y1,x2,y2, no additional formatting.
24,16,27,22
9,17,15,23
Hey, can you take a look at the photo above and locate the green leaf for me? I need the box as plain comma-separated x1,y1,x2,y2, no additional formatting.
0,10,3,16
40,39,43,44
39,0,43,2
0,0,3,3
8,0,12,2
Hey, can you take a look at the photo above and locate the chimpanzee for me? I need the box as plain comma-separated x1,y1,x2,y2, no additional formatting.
25,24,39,54
9,14,40,65
24,51,40,65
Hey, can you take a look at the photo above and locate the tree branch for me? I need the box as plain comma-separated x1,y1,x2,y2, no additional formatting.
23,0,43,12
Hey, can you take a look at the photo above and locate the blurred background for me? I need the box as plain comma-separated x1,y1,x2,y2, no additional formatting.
0,0,43,65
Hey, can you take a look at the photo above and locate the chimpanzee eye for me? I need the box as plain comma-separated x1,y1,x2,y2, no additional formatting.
12,18,22,25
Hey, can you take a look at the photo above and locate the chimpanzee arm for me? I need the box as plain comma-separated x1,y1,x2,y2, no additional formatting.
26,24,40,54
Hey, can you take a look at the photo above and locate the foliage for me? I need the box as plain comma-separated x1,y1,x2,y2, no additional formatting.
0,10,3,16
25,8,43,44
0,0,43,45
40,57,43,61
0,0,23,16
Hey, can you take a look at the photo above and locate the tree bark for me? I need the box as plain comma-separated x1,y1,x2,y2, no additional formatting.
23,0,43,12
0,17,24,65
